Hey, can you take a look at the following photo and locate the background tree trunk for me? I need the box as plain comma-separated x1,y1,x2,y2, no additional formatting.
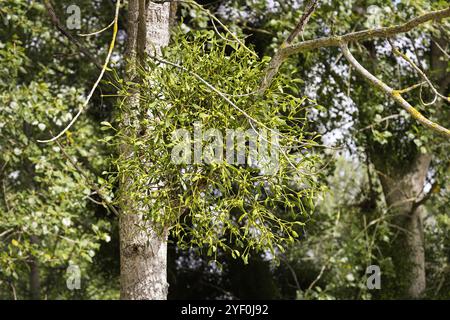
371,34,448,300
119,0,171,300
376,153,431,298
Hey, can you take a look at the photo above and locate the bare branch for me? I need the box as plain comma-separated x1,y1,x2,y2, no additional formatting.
432,39,450,59
259,6,449,96
341,43,450,137
284,7,450,56
259,0,319,94
389,40,450,104
38,0,121,143
43,0,106,72
286,0,319,44
359,114,402,132
0,228,14,238
396,81,427,94
79,19,115,37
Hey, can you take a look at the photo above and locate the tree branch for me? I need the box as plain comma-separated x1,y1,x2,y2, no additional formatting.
341,43,450,137
389,40,450,104
259,7,450,95
259,0,319,95
43,0,106,72
38,0,121,143
286,0,319,44
284,7,450,56
411,179,440,213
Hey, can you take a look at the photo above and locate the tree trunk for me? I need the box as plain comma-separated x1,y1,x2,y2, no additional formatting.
119,0,171,300
372,34,447,300
376,153,431,298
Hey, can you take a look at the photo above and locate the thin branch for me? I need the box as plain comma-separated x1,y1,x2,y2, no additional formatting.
341,43,450,137
43,0,106,72
284,7,450,56
306,264,326,293
242,26,275,36
433,38,450,59
411,180,439,212
280,255,301,291
86,195,105,206
0,228,14,238
79,19,115,37
2,180,10,212
10,282,17,300
396,81,427,94
259,0,319,94
38,0,121,143
389,40,450,104
359,114,402,132
286,0,319,44
259,7,450,96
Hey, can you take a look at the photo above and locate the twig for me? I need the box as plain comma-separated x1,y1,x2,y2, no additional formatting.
359,114,401,131
38,0,121,143
411,180,439,213
433,38,450,59
389,40,450,104
286,0,319,44
280,254,301,291
79,19,115,37
284,7,450,56
42,0,106,72
259,7,450,96
259,0,319,94
0,228,14,238
341,43,450,137
396,81,427,94
10,282,17,300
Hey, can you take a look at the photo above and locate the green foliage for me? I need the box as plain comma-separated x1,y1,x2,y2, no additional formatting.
1,0,449,300
110,30,324,262
293,157,394,300
213,0,449,299
0,0,117,299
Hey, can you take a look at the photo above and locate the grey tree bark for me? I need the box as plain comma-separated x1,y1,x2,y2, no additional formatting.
119,0,171,300
376,153,431,298
372,33,448,299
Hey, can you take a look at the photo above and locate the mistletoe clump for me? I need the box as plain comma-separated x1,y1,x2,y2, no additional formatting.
111,30,324,261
